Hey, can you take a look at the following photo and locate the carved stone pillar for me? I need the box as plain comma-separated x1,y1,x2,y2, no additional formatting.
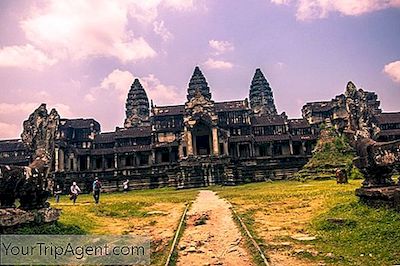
168,147,173,163
114,153,118,169
212,128,219,156
302,141,306,155
87,155,90,170
268,143,273,157
187,131,194,156
54,147,59,172
178,144,184,159
59,149,64,171
223,141,229,156
151,150,156,164
289,139,294,155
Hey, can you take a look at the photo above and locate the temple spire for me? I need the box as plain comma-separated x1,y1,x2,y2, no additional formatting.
187,66,211,101
249,68,277,116
124,78,150,128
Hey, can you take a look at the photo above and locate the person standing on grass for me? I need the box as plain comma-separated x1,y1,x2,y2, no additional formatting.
70,182,81,205
54,184,62,203
123,179,129,193
93,177,102,204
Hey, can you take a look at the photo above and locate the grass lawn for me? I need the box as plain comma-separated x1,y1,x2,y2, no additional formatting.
43,187,197,265
213,180,400,266
9,179,400,265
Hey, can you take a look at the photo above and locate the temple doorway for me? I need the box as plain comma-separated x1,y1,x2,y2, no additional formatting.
192,122,212,155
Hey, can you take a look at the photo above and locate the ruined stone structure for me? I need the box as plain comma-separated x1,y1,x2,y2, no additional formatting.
0,104,60,230
1,68,400,194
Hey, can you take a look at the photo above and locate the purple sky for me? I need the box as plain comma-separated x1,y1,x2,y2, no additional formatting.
0,0,399,139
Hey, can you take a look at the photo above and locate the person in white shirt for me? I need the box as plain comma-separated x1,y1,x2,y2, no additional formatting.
123,179,129,193
70,182,81,205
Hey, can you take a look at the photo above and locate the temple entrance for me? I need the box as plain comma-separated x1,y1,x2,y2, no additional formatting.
192,122,212,155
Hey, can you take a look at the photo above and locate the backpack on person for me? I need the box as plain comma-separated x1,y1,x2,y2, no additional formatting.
94,180,101,191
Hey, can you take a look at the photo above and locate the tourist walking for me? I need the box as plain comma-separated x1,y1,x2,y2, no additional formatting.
54,185,62,203
123,179,129,193
93,177,102,204
70,182,81,205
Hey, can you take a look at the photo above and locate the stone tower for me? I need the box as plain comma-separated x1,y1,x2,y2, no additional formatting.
249,68,277,116
187,66,211,101
124,78,150,128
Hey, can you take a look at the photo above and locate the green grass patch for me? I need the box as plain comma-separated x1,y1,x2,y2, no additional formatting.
311,201,400,265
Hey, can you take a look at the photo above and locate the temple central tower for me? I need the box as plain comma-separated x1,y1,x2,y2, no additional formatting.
124,78,150,128
187,66,212,101
249,68,277,116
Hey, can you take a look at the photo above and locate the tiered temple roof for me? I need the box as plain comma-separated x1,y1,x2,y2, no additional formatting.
124,79,150,128
187,66,211,101
249,68,277,116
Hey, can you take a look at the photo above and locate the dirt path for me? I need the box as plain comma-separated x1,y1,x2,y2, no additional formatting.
177,190,253,266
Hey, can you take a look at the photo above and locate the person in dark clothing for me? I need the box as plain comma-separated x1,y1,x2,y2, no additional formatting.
92,178,102,204
54,185,62,203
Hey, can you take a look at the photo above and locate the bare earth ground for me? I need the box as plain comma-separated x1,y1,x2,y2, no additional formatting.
255,196,324,266
177,190,253,266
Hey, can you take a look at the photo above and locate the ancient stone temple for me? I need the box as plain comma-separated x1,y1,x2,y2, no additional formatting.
1,67,400,193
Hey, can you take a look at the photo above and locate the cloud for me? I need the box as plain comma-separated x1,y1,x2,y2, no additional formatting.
209,40,234,55
0,102,73,117
0,44,56,70
203,58,234,70
20,0,157,63
99,69,135,101
0,102,73,139
140,74,184,105
84,93,96,103
88,69,183,105
0,122,19,140
384,60,400,83
271,0,290,4
271,0,400,20
163,0,196,11
0,102,40,115
153,20,173,41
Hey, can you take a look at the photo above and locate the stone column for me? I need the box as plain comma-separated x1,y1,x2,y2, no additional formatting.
212,128,219,156
302,141,306,155
135,153,141,166
87,156,90,170
268,143,273,157
178,144,184,159
54,147,59,172
236,144,240,158
223,141,229,156
114,153,118,169
187,131,194,156
289,139,294,155
59,149,64,171
151,150,156,164
102,155,105,170
76,157,80,171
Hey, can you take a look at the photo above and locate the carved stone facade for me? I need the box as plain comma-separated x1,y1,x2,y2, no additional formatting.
1,68,400,192
124,78,150,128
250,68,278,116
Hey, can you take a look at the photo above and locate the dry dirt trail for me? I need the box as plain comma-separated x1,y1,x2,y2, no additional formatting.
176,190,254,266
